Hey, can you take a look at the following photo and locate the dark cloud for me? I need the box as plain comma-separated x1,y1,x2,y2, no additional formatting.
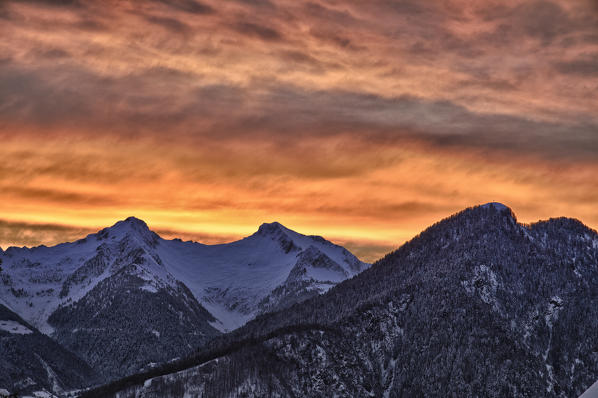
16,0,85,7
1,186,118,206
1,0,597,168
479,0,596,47
228,0,276,9
73,17,108,31
554,53,598,76
376,0,428,16
144,15,191,34
303,2,359,26
580,33,598,44
0,219,94,250
151,0,214,14
309,28,363,51
30,48,71,59
2,53,596,163
515,1,571,43
457,78,518,92
233,21,283,41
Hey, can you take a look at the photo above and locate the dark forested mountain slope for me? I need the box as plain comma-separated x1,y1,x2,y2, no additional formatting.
0,304,99,396
48,267,219,380
87,203,598,398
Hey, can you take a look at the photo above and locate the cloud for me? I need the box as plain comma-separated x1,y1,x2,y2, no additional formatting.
554,53,598,76
308,27,363,51
229,0,276,9
143,15,191,34
233,21,283,41
477,0,598,47
0,219,94,250
0,0,597,253
1,186,119,206
151,0,214,14
18,0,85,8
1,50,596,164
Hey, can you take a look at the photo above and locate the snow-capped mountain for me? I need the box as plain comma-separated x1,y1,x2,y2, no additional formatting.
0,217,368,381
88,203,598,398
156,221,367,330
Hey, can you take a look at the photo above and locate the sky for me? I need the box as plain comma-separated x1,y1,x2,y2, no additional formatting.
0,0,597,261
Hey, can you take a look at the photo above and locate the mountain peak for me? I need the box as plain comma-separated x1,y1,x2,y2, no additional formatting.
97,216,158,246
109,216,151,234
480,202,509,211
256,221,288,236
122,216,149,228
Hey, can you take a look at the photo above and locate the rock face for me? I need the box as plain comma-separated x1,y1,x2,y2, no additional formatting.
0,304,98,396
0,217,367,383
99,204,598,398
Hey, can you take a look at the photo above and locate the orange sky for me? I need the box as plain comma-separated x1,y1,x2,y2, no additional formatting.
1,0,597,261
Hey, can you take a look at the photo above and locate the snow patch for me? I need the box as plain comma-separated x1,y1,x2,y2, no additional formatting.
35,354,63,395
0,320,33,335
580,379,598,398
141,285,158,293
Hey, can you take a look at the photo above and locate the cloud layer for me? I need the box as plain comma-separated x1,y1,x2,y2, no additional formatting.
1,0,597,261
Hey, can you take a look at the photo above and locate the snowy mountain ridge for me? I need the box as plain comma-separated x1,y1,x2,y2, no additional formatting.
0,217,368,333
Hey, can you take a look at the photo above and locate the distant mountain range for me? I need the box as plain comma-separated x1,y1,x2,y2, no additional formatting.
81,203,598,398
0,218,367,395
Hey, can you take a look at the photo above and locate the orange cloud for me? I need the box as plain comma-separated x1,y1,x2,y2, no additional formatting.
0,0,597,261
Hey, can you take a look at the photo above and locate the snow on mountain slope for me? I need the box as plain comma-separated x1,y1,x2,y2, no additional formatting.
155,221,368,330
581,379,598,398
0,218,368,334
0,217,174,334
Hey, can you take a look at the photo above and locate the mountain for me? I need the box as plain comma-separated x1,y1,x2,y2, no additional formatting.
85,203,598,398
0,304,98,397
156,221,367,329
0,218,367,381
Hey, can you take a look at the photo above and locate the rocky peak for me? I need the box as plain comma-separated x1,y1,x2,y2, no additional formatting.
256,222,287,236
97,216,159,248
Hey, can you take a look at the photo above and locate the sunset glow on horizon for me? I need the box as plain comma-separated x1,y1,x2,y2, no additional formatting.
1,0,597,261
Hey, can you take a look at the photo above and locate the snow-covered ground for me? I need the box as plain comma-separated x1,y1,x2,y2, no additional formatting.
580,379,598,398
0,320,33,335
